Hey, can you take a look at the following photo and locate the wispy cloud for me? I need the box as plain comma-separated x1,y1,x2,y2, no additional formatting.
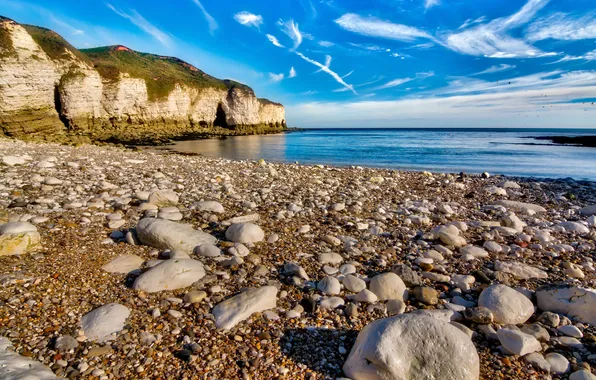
548,49,596,64
291,70,596,128
234,11,263,29
190,0,218,35
106,3,172,46
49,15,84,35
424,0,440,10
278,19,303,50
269,72,285,82
336,0,556,59
371,72,434,91
289,67,297,78
342,70,354,79
335,13,433,42
443,0,552,58
319,40,334,47
473,64,516,75
266,34,285,48
296,52,356,94
526,12,596,41
333,76,386,93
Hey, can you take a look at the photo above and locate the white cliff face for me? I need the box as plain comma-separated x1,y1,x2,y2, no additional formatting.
58,69,103,123
0,20,59,114
0,19,286,138
259,101,286,126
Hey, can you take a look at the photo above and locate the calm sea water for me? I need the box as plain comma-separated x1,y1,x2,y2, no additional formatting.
171,128,596,181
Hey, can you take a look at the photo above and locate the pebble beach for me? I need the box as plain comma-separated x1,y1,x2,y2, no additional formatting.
1,137,596,380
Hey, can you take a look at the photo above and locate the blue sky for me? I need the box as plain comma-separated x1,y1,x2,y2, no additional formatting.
2,0,596,128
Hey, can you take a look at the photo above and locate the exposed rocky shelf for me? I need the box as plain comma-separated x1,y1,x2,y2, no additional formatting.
0,17,286,145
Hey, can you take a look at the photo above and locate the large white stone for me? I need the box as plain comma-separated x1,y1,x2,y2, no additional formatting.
570,370,596,380
0,337,58,379
225,223,264,243
133,259,206,293
536,284,596,326
212,286,277,329
495,200,547,213
102,255,144,274
557,221,590,234
147,190,178,206
0,222,41,256
369,272,408,301
80,303,130,343
136,218,216,254
497,328,541,356
580,205,596,216
318,276,341,295
460,245,489,258
343,314,479,380
1,156,27,166
193,201,225,214
478,285,534,324
495,261,548,280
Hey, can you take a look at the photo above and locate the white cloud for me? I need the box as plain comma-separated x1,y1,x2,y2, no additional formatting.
548,49,596,64
233,11,263,28
333,76,386,93
290,70,596,128
49,15,84,35
342,70,354,79
443,0,552,58
269,72,285,82
289,67,297,78
424,0,440,10
473,64,516,75
267,34,285,48
319,40,334,47
526,12,596,41
335,13,433,42
371,72,434,91
296,52,356,94
106,3,171,46
335,0,555,59
190,0,218,35
266,34,285,48
278,19,303,50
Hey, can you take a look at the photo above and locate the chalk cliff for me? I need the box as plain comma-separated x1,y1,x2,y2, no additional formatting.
0,17,286,143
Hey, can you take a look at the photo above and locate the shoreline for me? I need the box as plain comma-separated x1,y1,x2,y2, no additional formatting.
1,138,596,379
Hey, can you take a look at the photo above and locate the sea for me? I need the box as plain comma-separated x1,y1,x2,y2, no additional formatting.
171,128,596,181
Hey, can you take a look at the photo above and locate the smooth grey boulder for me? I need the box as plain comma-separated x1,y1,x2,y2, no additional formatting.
80,303,130,343
0,337,58,379
212,286,278,329
136,218,216,255
536,284,596,326
225,223,265,243
102,255,144,274
343,314,479,380
133,259,206,293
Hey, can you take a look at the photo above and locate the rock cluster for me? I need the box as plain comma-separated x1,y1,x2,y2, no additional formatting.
0,139,595,379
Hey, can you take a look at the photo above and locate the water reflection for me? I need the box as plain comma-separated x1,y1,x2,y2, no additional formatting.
173,134,288,161
170,129,596,180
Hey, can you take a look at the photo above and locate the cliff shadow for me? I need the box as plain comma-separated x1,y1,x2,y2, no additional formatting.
213,103,228,128
278,327,358,378
54,85,70,129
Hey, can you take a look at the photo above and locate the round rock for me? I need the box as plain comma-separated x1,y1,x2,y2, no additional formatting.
343,314,479,380
225,223,265,243
478,284,534,325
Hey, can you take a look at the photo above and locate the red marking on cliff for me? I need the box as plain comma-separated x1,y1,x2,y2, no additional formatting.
114,46,132,52
181,62,199,72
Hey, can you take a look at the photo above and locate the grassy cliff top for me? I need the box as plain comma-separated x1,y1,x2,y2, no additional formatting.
80,46,253,101
22,24,93,65
0,16,16,58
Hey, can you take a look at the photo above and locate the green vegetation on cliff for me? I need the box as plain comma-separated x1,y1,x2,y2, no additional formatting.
0,17,16,58
22,24,93,65
80,46,251,101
